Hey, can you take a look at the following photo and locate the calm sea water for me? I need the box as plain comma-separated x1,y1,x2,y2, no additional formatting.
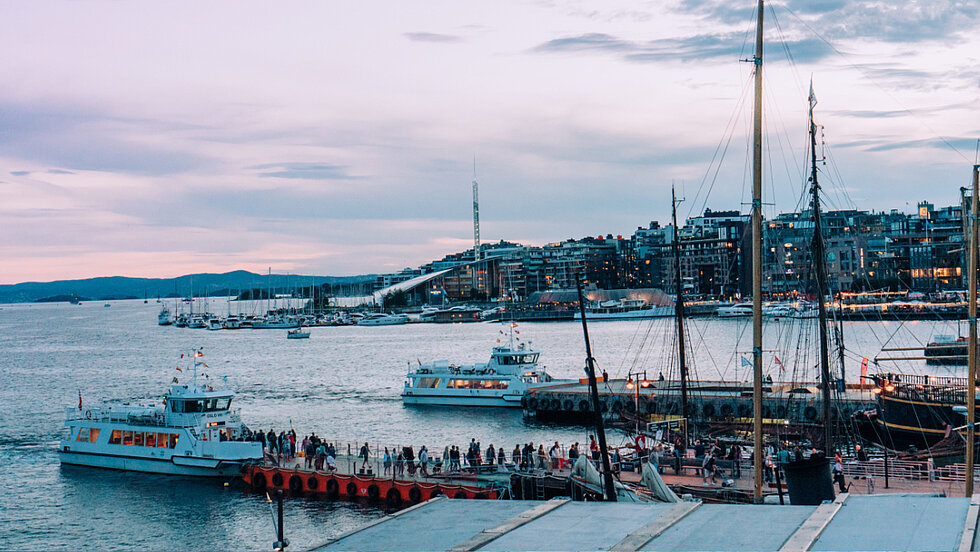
0,299,965,550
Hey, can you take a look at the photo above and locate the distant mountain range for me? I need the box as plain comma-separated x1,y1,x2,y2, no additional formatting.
0,270,377,304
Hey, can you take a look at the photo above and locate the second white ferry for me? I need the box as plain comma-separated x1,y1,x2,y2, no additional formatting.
58,351,263,477
401,325,567,407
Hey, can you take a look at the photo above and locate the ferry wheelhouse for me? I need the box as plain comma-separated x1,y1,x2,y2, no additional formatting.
402,330,564,407
59,356,262,476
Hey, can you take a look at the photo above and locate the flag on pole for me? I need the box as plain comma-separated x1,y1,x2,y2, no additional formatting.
176,366,182,372
180,354,184,359
774,355,785,372
195,351,204,358
808,77,818,108
740,356,753,368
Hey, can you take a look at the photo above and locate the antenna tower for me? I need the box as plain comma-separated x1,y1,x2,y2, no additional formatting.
472,157,480,263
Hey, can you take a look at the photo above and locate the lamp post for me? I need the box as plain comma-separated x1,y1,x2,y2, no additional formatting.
626,370,651,435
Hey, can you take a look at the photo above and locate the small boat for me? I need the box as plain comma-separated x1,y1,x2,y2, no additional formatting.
251,315,300,329
573,298,674,320
287,327,310,339
103,303,111,308
924,335,968,365
157,305,172,326
357,313,409,326
59,353,263,476
716,302,752,317
402,325,567,407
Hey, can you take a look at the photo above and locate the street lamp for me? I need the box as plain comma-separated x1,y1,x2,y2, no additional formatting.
626,370,650,435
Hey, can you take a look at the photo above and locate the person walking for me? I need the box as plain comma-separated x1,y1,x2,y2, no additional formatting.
419,446,429,477
359,442,370,470
383,447,392,476
833,452,846,493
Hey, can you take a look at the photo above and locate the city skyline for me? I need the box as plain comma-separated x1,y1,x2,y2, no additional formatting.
2,1,978,284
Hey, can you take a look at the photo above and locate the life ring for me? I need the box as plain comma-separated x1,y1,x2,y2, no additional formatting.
386,488,403,508
85,410,92,420
635,434,646,449
804,406,818,421
720,403,734,417
307,475,319,491
252,472,267,491
367,484,380,500
288,475,303,493
346,482,358,497
271,471,284,487
579,400,591,412
528,397,538,409
429,489,443,500
702,403,716,418
408,486,422,503
453,490,468,499
326,478,339,499
563,399,574,411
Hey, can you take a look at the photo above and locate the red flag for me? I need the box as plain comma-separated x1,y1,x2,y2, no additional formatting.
774,355,784,372
78,390,82,411
180,354,184,359
176,366,182,372
860,356,869,380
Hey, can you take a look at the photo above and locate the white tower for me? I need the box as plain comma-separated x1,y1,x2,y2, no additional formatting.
472,158,480,263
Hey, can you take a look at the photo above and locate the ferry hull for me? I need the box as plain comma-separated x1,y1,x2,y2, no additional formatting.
401,393,523,407
57,449,246,477
573,307,674,321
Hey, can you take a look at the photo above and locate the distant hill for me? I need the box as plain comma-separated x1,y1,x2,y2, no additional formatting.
0,270,377,304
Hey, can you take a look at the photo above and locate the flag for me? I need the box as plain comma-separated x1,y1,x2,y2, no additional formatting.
176,366,182,372
774,355,785,372
860,356,869,380
180,354,184,359
202,363,208,368
808,78,818,108
740,356,753,368
221,376,228,382
78,390,82,411
195,351,204,358
511,322,518,328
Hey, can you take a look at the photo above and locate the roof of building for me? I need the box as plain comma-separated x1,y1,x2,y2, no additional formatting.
311,493,980,552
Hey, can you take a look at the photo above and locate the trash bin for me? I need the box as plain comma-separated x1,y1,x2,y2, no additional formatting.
781,457,835,505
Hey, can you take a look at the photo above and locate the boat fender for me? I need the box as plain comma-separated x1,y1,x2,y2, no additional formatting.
408,486,422,503
453,490,468,499
720,403,734,417
804,406,818,421
252,472,267,491
563,399,574,411
85,410,92,420
271,471,284,488
528,397,538,409
579,400,590,412
367,484,380,500
386,487,403,508
326,478,340,498
288,475,303,493
346,482,358,497
429,489,443,500
307,475,319,491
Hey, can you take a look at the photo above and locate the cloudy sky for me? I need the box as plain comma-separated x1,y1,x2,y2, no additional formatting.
1,0,978,283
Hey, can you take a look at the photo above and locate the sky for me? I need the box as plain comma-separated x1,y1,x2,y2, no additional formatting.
1,0,978,284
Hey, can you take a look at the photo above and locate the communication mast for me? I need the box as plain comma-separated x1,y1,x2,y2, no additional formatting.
472,157,480,263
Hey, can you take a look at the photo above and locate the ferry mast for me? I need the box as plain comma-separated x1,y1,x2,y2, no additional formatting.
671,185,689,445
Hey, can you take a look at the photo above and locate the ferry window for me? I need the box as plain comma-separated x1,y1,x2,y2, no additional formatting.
528,354,539,363
156,433,169,448
88,428,100,443
75,428,89,442
168,434,179,448
134,432,145,446
109,430,122,445
213,398,231,411
145,433,157,447
186,401,203,413
122,431,133,445
416,377,441,388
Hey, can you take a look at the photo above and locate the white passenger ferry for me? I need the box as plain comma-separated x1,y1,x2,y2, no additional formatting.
401,326,566,407
59,352,263,477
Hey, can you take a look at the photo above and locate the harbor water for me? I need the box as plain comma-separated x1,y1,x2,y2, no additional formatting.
0,299,967,550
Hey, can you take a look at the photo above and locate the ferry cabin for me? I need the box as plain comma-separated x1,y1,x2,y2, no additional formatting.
59,386,262,477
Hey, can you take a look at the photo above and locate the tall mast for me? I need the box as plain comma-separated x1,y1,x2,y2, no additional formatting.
473,157,481,264
750,0,765,502
575,275,617,501
671,185,689,446
808,81,833,454
967,164,979,496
